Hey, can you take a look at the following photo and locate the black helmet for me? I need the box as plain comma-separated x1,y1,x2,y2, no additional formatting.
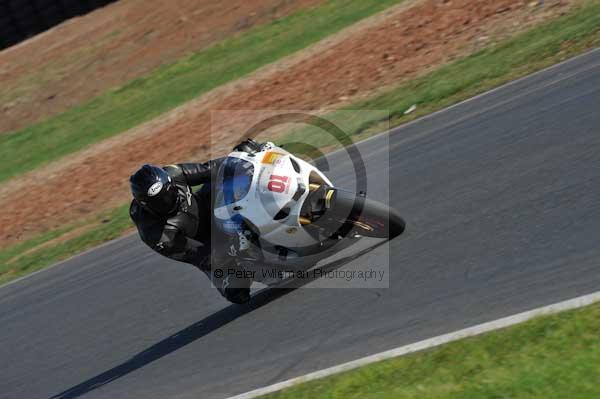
130,164,179,216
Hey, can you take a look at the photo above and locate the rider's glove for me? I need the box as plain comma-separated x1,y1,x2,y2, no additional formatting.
232,139,275,154
260,141,275,151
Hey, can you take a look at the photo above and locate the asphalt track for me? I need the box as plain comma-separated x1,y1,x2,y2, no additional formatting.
2,49,600,399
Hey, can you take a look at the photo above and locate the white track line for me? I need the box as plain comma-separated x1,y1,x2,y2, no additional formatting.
315,47,600,159
227,290,600,399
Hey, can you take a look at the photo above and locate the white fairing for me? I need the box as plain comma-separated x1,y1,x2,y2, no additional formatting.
213,145,333,254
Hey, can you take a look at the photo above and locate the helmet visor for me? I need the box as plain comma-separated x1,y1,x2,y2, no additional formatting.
146,183,178,215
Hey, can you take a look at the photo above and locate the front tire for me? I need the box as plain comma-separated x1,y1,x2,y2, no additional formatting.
348,201,406,238
317,189,406,239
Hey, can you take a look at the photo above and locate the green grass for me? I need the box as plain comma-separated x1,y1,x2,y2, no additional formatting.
3,1,600,286
277,0,600,151
0,204,131,284
0,0,405,183
259,302,600,399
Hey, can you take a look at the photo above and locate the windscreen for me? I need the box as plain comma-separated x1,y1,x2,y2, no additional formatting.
214,157,255,208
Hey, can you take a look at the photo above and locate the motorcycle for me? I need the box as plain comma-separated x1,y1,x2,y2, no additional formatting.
212,141,406,287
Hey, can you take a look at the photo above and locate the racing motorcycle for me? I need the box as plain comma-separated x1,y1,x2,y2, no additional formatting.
212,141,406,286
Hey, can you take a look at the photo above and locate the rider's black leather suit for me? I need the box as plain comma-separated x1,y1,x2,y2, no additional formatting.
130,139,266,304
130,161,222,269
130,160,253,303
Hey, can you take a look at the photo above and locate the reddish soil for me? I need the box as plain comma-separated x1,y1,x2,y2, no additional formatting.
0,0,324,134
0,0,573,246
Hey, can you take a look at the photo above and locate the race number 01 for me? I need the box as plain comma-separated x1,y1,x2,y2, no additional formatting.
268,175,289,193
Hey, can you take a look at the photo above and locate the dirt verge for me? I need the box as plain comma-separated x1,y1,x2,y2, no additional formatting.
0,0,324,134
0,0,574,246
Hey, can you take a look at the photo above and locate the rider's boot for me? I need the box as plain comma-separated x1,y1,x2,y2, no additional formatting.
210,268,251,304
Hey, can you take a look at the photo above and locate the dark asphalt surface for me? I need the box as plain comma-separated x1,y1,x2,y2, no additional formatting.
2,49,600,399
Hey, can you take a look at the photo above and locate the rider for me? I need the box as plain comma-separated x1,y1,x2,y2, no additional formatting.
129,139,263,304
